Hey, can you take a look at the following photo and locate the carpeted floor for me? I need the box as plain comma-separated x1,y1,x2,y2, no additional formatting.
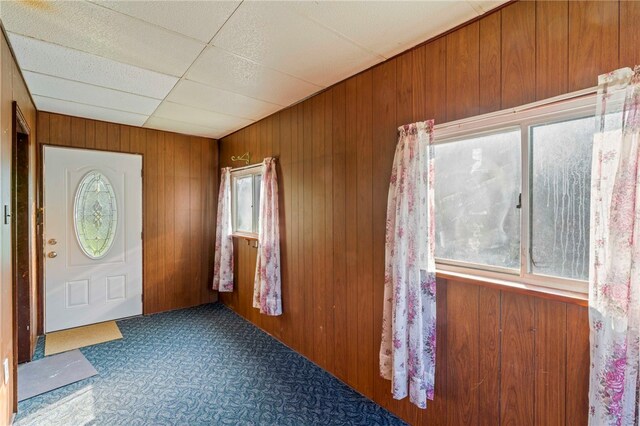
16,303,406,425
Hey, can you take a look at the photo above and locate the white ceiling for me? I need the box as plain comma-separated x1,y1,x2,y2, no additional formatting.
2,0,506,139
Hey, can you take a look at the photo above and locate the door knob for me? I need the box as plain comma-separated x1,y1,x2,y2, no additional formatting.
47,251,57,258
48,238,57,245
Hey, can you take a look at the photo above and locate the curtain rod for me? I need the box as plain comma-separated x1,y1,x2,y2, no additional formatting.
229,157,278,173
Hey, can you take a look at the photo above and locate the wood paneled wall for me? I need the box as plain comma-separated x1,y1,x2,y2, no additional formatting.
0,28,37,425
36,112,218,318
219,1,637,424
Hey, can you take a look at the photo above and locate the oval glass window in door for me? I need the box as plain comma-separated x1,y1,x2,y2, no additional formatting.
73,170,118,259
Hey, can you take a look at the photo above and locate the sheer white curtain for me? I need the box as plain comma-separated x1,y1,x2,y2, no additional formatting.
589,66,640,424
253,157,282,315
213,167,234,292
380,120,437,409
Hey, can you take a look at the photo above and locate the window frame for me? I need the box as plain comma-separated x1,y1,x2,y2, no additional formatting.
230,165,262,240
433,93,597,294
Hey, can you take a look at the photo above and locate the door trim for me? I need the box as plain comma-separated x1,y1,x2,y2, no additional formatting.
11,102,31,413
36,143,145,334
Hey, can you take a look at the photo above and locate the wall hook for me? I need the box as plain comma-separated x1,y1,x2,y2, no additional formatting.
231,152,250,165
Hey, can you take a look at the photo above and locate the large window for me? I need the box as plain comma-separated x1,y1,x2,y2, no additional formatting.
434,95,598,292
231,167,261,237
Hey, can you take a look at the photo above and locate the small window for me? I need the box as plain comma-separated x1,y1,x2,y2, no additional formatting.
231,167,262,237
435,129,521,271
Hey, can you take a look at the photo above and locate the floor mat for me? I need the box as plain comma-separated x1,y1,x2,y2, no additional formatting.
45,321,122,356
18,349,97,402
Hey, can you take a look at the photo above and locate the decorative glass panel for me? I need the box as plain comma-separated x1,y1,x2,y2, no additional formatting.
434,129,521,270
530,116,594,280
74,171,118,259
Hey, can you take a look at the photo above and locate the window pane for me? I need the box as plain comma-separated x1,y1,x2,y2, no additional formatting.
254,174,262,233
435,129,521,269
530,116,594,280
235,176,253,233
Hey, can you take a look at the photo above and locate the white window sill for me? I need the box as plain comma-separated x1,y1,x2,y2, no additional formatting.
232,232,258,242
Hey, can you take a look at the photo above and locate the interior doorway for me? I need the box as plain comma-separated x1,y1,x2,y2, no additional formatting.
11,102,33,413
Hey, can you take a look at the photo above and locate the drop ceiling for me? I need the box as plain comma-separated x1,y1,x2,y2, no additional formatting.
2,0,506,139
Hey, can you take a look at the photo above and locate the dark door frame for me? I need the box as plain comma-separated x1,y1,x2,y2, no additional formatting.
11,101,32,411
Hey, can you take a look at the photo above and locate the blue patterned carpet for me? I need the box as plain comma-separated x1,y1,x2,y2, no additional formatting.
16,303,405,425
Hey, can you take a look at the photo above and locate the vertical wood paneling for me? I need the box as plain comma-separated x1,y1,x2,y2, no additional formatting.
145,130,159,312
345,80,358,388
311,93,327,368
216,2,612,424
566,304,589,425
412,45,427,122
36,113,217,315
478,287,501,424
501,1,536,109
396,53,413,127
568,0,619,92
331,85,348,382
501,293,535,426
371,59,396,412
70,117,85,148
620,0,640,68
423,38,447,123
536,1,568,100
356,71,373,398
302,100,315,359
446,22,479,121
84,120,95,150
95,122,108,150
279,108,292,347
446,282,479,424
49,113,70,146
535,299,567,425
323,93,335,373
479,11,502,114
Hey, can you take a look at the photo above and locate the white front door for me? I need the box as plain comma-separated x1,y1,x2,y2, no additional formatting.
44,147,142,332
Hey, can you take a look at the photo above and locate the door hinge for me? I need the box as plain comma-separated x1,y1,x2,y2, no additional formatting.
140,231,143,240
516,193,522,209
3,205,10,225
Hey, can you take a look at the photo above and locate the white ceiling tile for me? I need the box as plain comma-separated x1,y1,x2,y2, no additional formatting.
8,33,178,100
91,0,241,43
186,46,323,106
290,1,481,59
23,71,161,116
144,116,223,139
2,1,204,76
212,1,383,87
470,1,507,14
167,80,282,121
152,101,253,133
33,95,148,127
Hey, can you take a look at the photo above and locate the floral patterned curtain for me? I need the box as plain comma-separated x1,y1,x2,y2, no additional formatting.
213,167,234,292
379,120,436,409
253,157,282,316
589,66,640,425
